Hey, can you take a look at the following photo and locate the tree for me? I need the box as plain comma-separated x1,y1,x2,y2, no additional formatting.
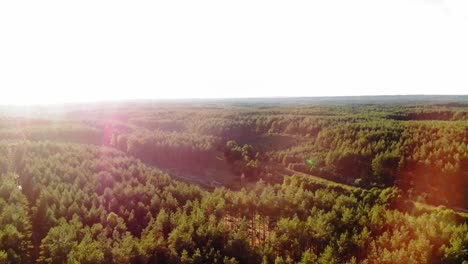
38,220,78,264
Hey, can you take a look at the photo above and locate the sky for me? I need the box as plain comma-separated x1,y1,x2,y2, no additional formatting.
0,0,467,104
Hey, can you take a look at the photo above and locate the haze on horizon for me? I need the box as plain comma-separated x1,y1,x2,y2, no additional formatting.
1,0,468,105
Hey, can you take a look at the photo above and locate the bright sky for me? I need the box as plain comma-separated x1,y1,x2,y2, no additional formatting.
1,0,467,104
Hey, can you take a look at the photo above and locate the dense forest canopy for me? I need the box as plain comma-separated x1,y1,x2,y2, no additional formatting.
0,96,467,263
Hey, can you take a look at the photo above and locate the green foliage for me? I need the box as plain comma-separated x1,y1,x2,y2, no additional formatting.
0,173,33,263
0,101,466,263
224,140,262,179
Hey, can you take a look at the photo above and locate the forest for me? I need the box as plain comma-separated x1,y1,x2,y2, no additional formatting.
0,97,467,263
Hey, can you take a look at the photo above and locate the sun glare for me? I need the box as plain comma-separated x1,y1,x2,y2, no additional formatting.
1,0,467,105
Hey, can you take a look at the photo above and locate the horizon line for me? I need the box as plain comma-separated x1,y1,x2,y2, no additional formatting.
0,94,467,107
